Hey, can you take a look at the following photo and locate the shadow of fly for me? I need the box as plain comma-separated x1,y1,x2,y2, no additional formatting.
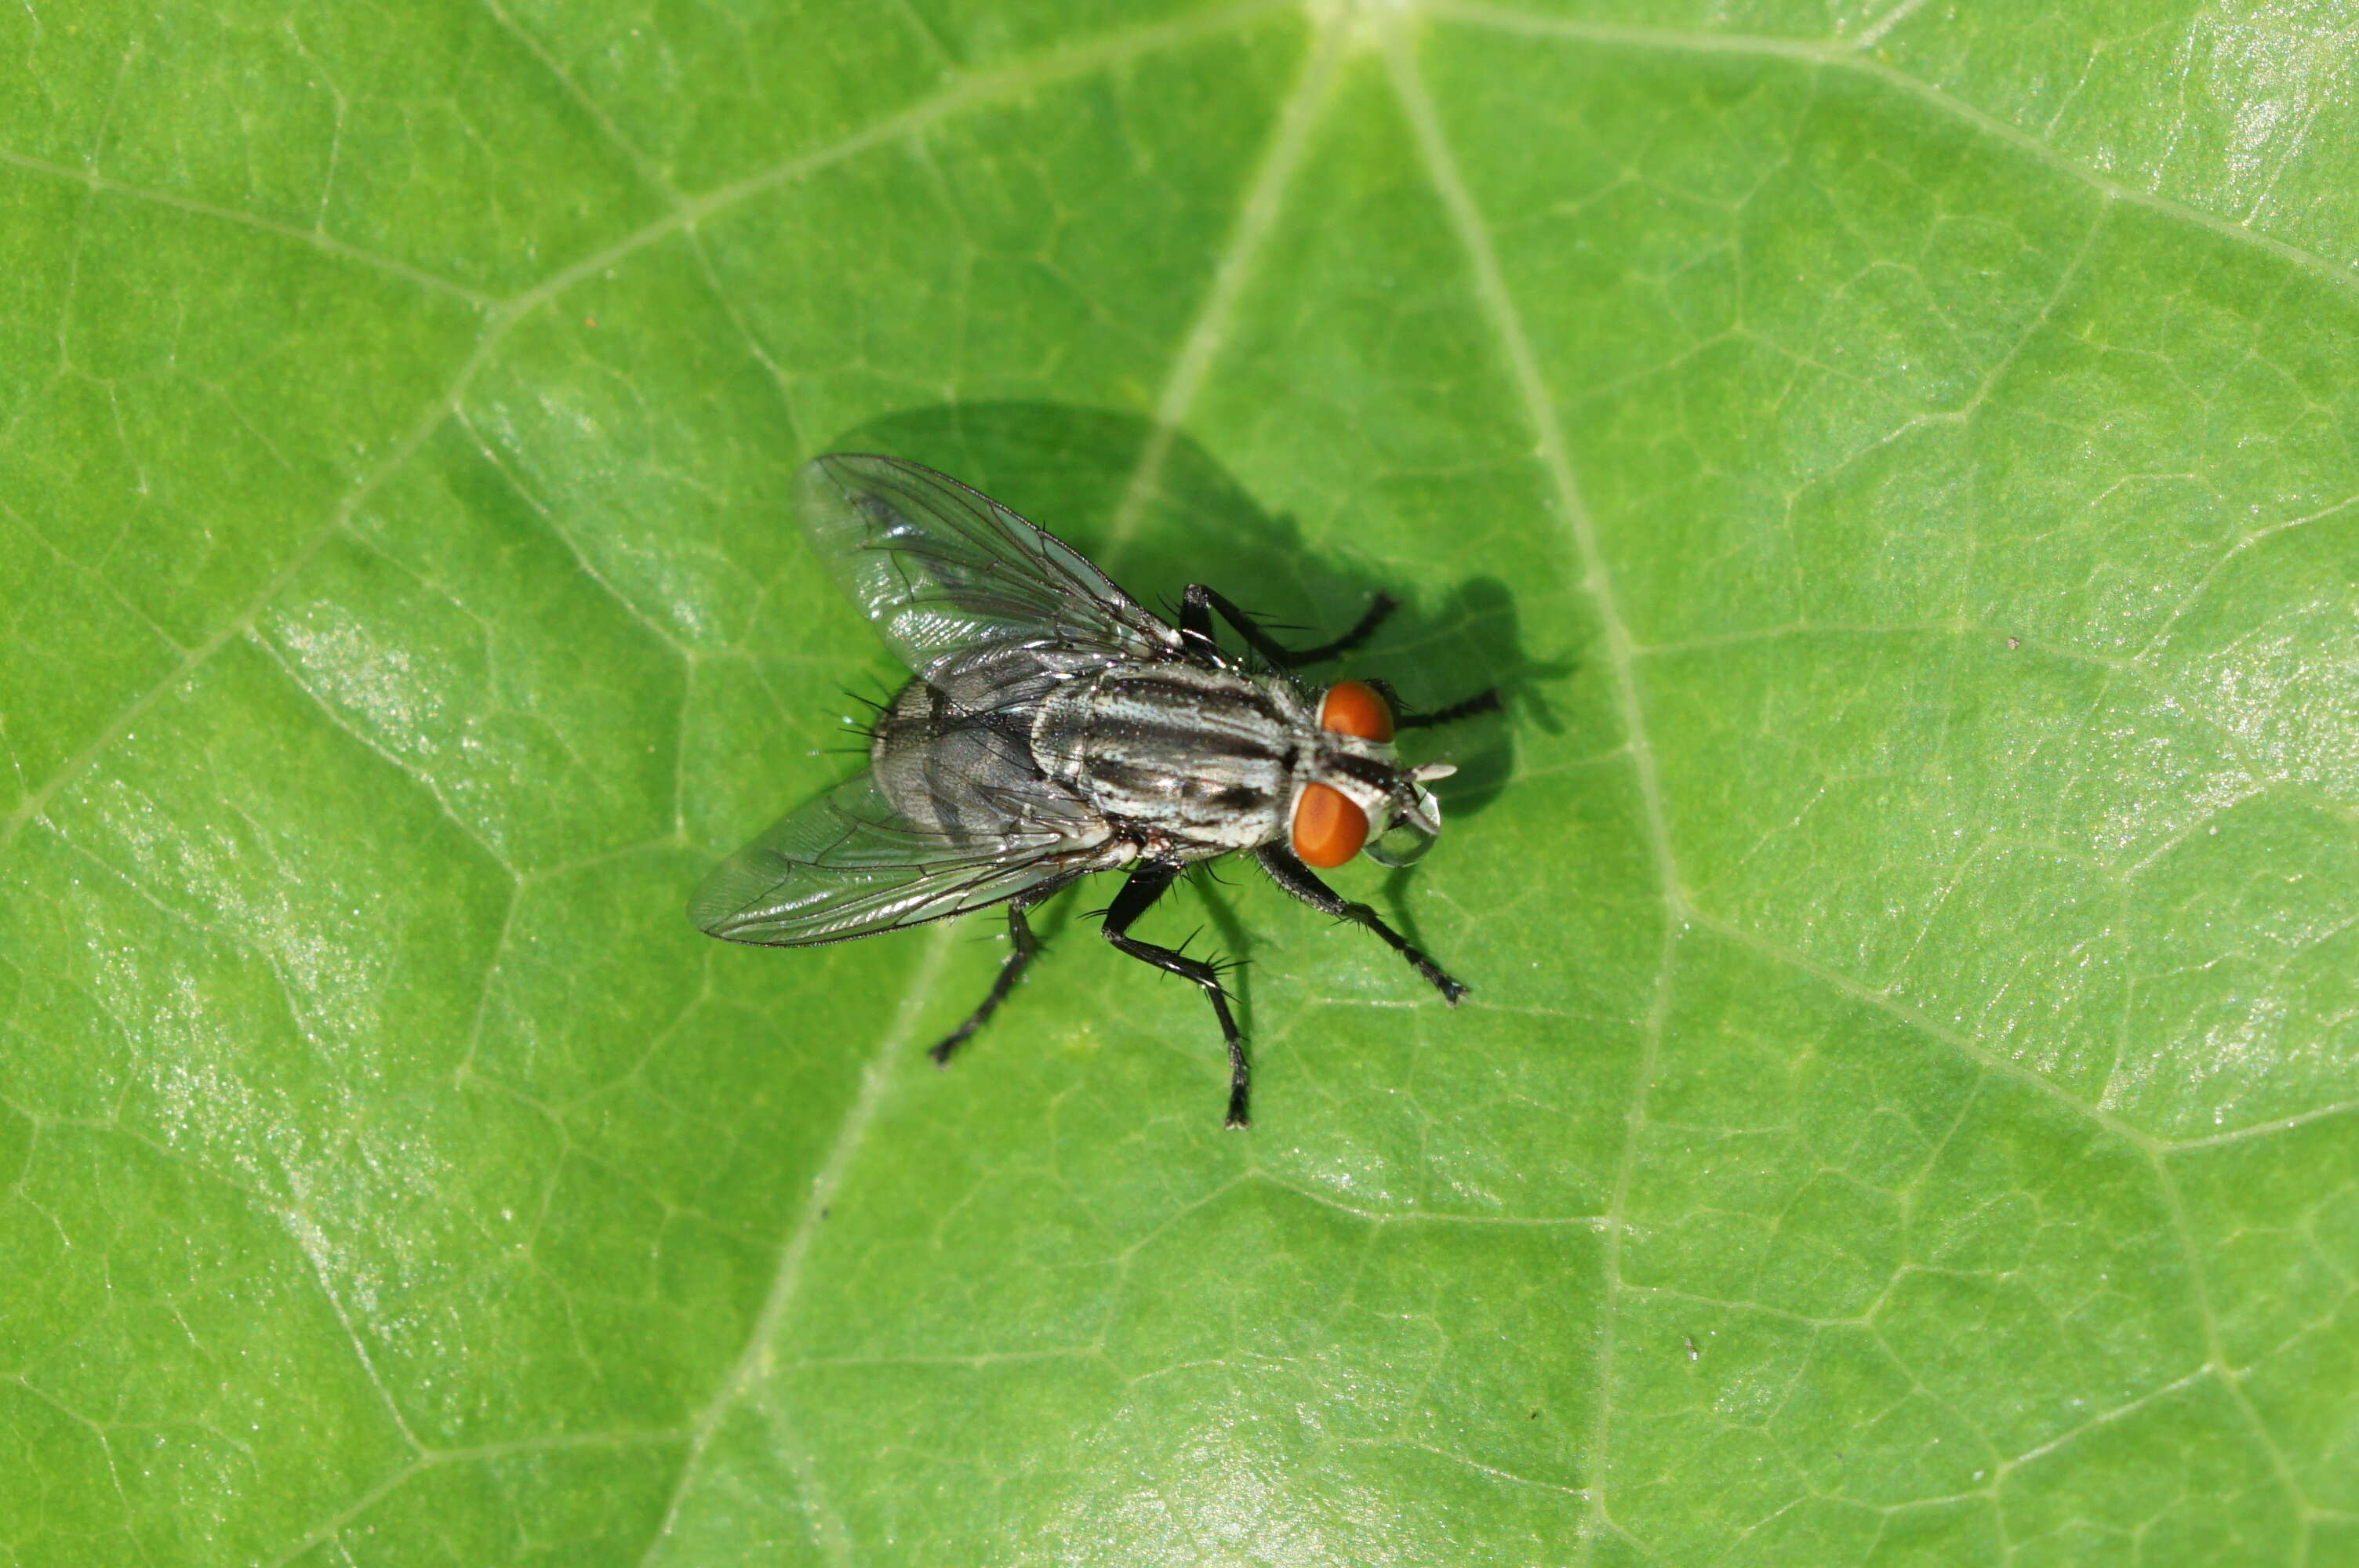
690,456,1496,1126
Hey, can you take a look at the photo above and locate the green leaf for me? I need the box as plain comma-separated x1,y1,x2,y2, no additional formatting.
4,0,2354,1562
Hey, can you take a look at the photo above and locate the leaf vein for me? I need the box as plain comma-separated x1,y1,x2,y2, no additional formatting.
634,920,959,1568
1383,31,1684,1559
1102,13,1348,564
0,145,502,308
1425,0,2359,307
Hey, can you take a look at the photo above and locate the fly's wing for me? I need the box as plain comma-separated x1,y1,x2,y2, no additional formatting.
689,771,1109,946
800,454,1179,677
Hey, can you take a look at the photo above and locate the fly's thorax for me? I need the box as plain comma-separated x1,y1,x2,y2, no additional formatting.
1034,663,1316,854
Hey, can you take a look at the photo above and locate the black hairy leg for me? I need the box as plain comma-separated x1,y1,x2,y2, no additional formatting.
1100,858,1250,1127
927,873,1083,1065
1255,844,1468,1004
1179,583,1399,670
1363,679,1502,731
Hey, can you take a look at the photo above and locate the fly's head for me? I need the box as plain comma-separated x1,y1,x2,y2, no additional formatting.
1290,680,1456,870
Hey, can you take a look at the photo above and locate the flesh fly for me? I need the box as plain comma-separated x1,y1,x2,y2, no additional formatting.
690,455,1497,1126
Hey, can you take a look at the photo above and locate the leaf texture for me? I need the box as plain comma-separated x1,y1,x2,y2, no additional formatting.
2,1,2355,1563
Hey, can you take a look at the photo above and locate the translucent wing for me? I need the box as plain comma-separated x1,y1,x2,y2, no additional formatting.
689,771,1115,947
800,454,1180,677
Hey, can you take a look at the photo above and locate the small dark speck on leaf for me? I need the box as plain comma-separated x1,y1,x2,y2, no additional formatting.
1684,1334,1699,1362
584,316,598,328
2005,637,2020,650
1529,1410,1539,1420
820,1207,831,1221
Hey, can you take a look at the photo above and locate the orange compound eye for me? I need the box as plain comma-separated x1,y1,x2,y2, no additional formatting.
1291,782,1370,868
1318,680,1394,742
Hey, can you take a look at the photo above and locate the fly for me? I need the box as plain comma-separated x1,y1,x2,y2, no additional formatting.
689,454,1499,1127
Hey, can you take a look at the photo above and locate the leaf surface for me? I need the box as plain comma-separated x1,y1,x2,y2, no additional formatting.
4,1,2355,1563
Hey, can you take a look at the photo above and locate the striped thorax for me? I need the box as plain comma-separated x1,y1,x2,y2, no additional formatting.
1032,662,1425,862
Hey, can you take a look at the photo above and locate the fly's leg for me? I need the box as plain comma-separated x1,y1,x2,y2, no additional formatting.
1180,584,1398,670
1181,587,1498,721
1401,688,1502,728
1362,678,1501,731
1397,684,1502,731
1255,844,1469,1004
1101,860,1250,1127
928,874,1081,1066
1281,592,1398,665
